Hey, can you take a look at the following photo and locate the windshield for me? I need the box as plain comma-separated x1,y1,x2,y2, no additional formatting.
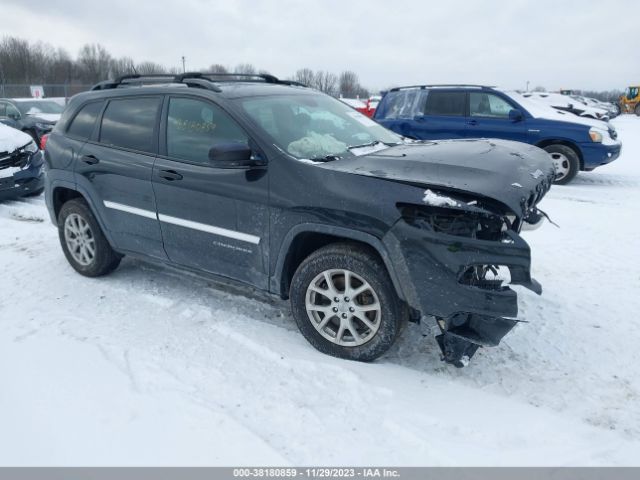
15,101,64,115
237,93,402,161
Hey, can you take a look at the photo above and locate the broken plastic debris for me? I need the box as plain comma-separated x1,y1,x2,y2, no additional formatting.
530,169,544,179
511,182,523,188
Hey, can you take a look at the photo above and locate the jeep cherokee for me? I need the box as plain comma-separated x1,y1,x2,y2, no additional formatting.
44,73,555,367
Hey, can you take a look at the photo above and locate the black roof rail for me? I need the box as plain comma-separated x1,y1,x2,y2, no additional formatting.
389,84,496,92
91,72,309,91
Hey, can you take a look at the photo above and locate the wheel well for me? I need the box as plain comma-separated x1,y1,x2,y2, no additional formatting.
536,139,584,170
279,232,386,300
52,187,83,222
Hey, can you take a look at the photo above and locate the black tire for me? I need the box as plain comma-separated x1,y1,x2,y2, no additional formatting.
290,243,407,361
544,144,580,185
635,104,640,116
58,198,121,277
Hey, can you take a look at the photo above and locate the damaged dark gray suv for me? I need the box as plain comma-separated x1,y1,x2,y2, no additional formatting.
44,73,555,367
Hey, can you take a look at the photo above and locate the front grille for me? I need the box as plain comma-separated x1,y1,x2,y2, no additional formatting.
0,151,29,171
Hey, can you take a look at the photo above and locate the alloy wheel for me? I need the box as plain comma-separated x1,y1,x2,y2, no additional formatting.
305,269,381,346
64,213,96,266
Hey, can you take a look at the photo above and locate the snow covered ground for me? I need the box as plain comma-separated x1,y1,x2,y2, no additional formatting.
1,116,639,466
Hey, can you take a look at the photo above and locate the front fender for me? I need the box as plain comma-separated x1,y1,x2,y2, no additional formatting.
270,223,409,302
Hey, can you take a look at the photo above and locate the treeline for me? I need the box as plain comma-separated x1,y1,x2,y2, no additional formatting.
0,36,369,98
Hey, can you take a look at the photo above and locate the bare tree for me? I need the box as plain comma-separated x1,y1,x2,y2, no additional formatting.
313,70,337,95
110,56,136,78
234,63,256,75
0,35,385,101
339,70,359,98
208,63,228,73
135,61,166,75
293,68,315,86
77,44,112,82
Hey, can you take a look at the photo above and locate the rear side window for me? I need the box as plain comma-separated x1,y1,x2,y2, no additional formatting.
424,91,466,116
376,89,428,119
67,101,103,139
99,97,161,153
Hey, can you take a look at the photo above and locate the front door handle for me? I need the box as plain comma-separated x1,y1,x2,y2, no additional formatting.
159,169,183,181
466,119,478,126
81,154,99,165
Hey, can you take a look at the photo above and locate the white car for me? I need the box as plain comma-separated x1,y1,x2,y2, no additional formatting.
522,92,609,121
571,95,620,118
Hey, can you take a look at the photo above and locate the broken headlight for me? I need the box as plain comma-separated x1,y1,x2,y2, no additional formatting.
400,204,513,241
23,140,39,154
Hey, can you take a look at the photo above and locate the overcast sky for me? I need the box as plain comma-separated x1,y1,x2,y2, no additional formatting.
3,0,637,91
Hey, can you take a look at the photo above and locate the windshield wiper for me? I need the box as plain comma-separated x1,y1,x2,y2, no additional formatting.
309,154,341,163
347,140,382,151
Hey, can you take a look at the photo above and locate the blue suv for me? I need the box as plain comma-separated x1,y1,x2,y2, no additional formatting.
374,85,622,184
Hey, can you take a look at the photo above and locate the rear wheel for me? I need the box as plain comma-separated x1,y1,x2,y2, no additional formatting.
58,198,121,277
290,243,406,361
544,144,580,185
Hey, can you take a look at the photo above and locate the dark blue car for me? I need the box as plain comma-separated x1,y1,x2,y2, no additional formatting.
374,85,622,184
0,123,44,201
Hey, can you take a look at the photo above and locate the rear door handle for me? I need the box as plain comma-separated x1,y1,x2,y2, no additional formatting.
466,119,478,126
158,169,183,181
81,154,99,165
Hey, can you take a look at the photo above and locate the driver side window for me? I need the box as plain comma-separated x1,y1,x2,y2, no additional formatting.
166,97,248,164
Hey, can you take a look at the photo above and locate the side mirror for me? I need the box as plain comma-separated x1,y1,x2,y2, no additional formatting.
8,113,20,120
209,142,259,169
509,109,523,122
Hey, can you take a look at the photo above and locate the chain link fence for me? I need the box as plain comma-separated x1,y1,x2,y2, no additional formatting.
0,83,93,102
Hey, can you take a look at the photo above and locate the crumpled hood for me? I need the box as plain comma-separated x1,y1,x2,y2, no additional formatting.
322,139,556,216
0,123,32,155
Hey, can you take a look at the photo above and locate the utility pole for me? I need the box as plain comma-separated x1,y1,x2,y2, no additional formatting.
181,56,186,73
526,80,530,92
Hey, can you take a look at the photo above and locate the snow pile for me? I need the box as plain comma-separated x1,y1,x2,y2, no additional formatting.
1,117,640,466
287,132,347,159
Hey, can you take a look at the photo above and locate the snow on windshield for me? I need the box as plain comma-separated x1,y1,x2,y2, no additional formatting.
239,94,401,161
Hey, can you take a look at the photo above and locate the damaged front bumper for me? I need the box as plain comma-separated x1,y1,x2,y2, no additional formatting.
0,150,44,201
383,220,541,367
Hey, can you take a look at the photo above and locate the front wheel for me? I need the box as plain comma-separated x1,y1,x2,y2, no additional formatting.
290,243,406,361
635,105,640,116
544,144,580,185
58,198,122,277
